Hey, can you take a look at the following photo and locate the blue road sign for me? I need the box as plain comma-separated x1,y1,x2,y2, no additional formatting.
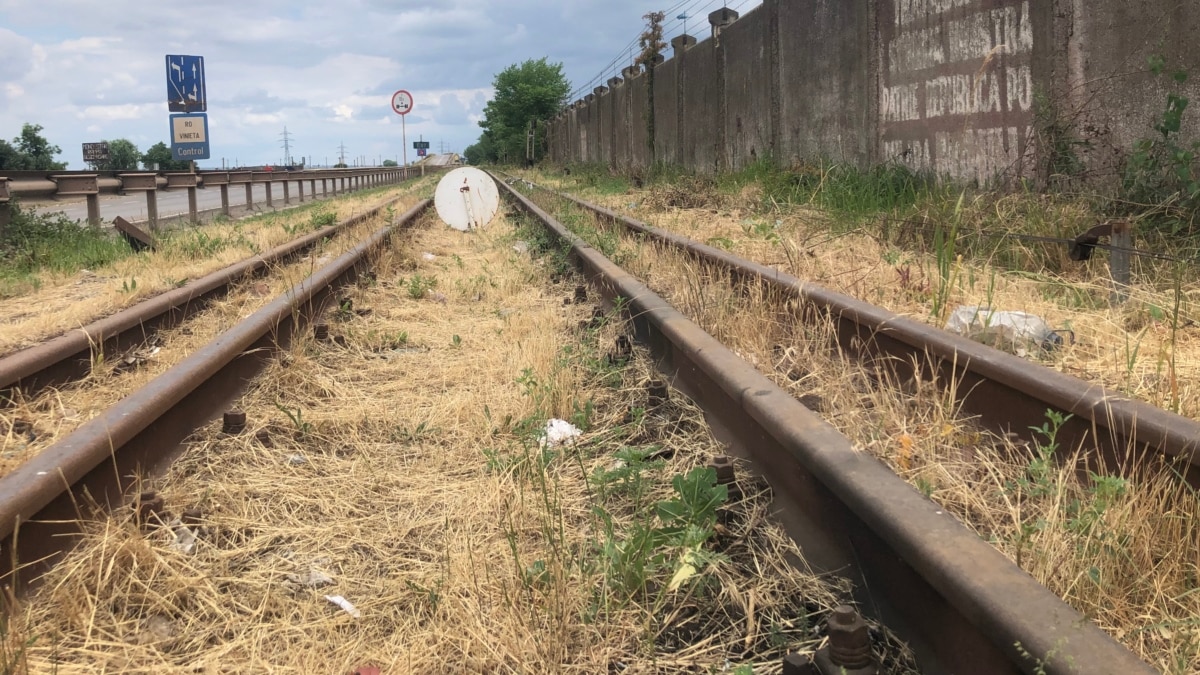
169,113,211,161
166,55,206,112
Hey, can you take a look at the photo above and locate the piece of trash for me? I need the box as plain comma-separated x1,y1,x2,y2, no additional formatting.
288,569,334,588
422,252,437,261
324,594,361,618
512,241,530,255
540,418,582,448
944,305,1071,352
428,291,447,304
171,524,197,555
132,614,174,645
287,454,308,466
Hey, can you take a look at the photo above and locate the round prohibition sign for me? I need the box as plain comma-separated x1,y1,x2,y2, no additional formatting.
391,89,414,115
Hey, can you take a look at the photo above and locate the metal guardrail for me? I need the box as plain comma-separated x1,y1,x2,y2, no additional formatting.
0,167,419,230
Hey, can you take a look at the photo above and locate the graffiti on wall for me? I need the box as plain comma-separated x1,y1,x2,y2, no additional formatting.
881,0,1034,182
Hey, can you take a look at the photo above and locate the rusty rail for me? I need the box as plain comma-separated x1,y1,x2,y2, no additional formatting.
0,195,412,401
496,177,1154,674
0,200,431,587
0,166,427,228
520,181,1200,485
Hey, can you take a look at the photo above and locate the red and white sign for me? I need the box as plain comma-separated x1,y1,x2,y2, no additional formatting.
391,90,414,116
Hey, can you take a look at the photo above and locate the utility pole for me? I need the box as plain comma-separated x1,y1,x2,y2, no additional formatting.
338,142,347,166
280,126,295,166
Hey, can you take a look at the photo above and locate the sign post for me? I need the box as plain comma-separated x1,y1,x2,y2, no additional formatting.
166,54,209,172
391,89,414,166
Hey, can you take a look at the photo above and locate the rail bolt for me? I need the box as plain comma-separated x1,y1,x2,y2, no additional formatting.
647,379,669,408
134,490,166,526
615,335,632,357
574,285,588,303
815,605,876,675
222,409,247,435
709,455,736,485
181,508,203,526
313,323,330,341
781,652,818,675
255,429,273,448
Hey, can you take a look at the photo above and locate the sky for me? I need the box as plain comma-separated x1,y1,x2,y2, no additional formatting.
0,0,761,169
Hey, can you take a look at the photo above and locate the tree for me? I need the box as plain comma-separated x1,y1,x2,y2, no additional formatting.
90,139,141,171
382,159,398,167
464,133,497,165
477,58,570,164
12,123,67,170
141,142,190,171
0,139,21,170
638,12,667,163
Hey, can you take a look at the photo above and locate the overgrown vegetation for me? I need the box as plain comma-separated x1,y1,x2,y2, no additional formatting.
1119,56,1200,231
0,201,132,296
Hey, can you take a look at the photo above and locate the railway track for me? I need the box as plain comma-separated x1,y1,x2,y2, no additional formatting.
502,173,1200,483
0,199,432,587
0,171,1172,672
0,193,416,402
494,174,1165,673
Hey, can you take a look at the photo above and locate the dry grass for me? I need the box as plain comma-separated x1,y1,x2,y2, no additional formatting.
3,206,918,673
523,188,1200,673
0,179,439,356
534,172,1200,421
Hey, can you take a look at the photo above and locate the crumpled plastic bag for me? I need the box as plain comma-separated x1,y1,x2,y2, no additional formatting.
944,305,1068,353
539,418,582,448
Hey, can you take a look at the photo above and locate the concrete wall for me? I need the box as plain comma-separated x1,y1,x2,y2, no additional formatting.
780,0,875,167
1065,0,1200,182
724,6,776,170
880,0,1038,182
548,0,1200,185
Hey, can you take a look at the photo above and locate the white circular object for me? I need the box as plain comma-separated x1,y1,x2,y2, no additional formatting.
391,89,413,115
435,167,500,231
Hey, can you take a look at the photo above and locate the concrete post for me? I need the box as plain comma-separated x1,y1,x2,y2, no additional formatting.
708,6,738,42
187,187,198,224
220,184,230,217
709,9,738,172
1110,220,1132,304
283,179,291,205
265,181,273,207
322,178,327,196
671,34,696,57
298,179,305,202
146,191,159,231
245,183,253,207
0,203,10,238
310,179,316,199
86,194,101,227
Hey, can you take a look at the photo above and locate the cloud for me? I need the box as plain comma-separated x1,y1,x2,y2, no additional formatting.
0,0,763,166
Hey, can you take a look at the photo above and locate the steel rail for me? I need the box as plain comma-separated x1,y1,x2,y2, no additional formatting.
0,200,431,588
497,177,1153,675
522,181,1200,484
0,195,409,401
